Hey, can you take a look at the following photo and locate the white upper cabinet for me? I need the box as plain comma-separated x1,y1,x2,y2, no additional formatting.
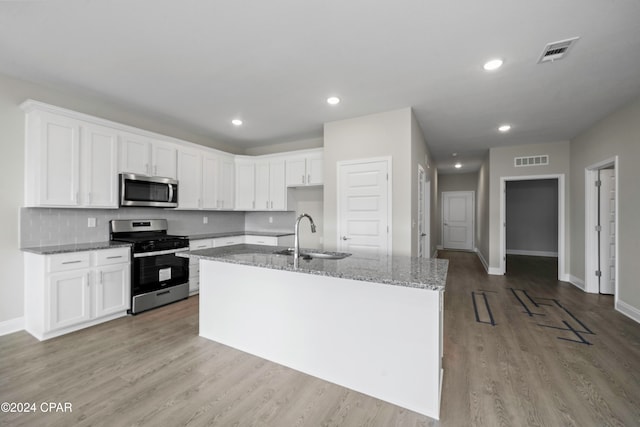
285,149,323,187
81,123,118,208
23,108,118,208
177,148,235,210
235,158,256,210
119,132,177,179
177,148,203,209
237,157,286,211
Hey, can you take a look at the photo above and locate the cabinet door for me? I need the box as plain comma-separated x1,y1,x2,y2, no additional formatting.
48,269,91,331
235,161,255,210
39,113,81,206
269,160,286,210
95,264,130,318
286,157,306,187
177,149,202,209
255,161,270,210
307,153,324,185
202,154,219,209
152,140,177,178
218,156,235,209
81,123,118,208
119,132,151,175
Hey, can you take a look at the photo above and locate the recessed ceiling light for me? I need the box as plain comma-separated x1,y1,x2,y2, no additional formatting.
454,162,462,169
452,153,458,157
498,124,511,132
327,96,340,105
483,59,503,71
231,119,243,126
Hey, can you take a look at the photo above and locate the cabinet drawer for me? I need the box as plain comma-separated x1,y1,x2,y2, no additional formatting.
94,248,130,266
244,235,278,246
213,236,244,247
189,239,213,250
48,252,91,273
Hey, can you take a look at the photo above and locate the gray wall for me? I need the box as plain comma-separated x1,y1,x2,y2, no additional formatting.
570,95,640,314
488,141,571,271
506,179,558,255
437,173,478,248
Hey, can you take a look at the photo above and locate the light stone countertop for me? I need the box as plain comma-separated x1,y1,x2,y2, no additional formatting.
21,241,132,255
185,231,294,240
179,244,448,291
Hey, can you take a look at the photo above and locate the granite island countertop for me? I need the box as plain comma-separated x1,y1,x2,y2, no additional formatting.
179,244,448,291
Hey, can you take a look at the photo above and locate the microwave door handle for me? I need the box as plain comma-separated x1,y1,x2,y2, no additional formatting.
168,183,174,203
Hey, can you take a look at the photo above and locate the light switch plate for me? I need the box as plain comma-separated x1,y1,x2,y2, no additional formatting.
88,218,97,228
203,216,208,224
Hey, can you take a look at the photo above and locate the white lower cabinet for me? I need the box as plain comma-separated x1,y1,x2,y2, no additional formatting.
188,239,214,295
25,247,131,341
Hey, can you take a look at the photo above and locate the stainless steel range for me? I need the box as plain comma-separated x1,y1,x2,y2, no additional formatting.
110,219,189,314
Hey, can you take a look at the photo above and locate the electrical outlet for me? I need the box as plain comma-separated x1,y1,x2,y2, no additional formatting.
268,216,273,224
203,216,208,224
87,218,97,228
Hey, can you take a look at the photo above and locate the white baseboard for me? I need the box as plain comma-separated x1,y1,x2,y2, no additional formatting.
488,267,503,275
506,249,558,257
0,317,24,336
616,300,640,325
568,274,585,291
476,250,489,272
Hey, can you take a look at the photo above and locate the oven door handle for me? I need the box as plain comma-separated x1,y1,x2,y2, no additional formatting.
133,247,189,258
168,183,174,203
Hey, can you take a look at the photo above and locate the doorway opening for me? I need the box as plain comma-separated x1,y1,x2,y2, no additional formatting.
585,157,619,298
499,174,566,281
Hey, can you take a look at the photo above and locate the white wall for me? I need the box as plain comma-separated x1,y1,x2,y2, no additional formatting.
488,141,571,270
476,153,490,267
410,111,437,257
323,108,413,255
0,72,230,328
570,96,640,317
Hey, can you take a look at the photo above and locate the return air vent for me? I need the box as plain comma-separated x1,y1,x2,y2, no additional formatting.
514,155,549,167
537,37,580,63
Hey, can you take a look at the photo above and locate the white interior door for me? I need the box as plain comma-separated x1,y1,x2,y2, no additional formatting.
599,169,616,295
442,191,474,250
338,159,390,256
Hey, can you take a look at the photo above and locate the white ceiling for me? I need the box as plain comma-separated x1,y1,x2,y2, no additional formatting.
1,1,639,172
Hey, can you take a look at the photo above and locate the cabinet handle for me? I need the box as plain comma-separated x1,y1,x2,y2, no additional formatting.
88,192,92,204
266,201,269,209
106,255,123,259
271,201,273,209
145,163,150,175
252,201,255,209
100,270,103,284
196,245,206,249
308,174,311,184
62,260,82,265
302,175,305,184
87,273,91,286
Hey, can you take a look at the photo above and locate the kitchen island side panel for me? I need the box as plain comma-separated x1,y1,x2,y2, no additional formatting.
199,260,442,419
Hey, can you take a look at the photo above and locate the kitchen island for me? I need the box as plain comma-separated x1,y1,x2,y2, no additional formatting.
180,244,448,419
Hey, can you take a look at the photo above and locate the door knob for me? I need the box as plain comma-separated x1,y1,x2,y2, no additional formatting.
341,236,350,240
421,233,427,237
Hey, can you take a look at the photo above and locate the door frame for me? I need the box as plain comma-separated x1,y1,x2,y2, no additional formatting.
418,164,431,258
336,156,393,254
584,156,619,296
499,174,566,280
441,190,475,251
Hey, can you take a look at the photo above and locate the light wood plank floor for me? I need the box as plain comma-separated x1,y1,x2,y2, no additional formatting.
1,251,639,426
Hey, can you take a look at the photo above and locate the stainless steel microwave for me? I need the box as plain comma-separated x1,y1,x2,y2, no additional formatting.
120,174,178,208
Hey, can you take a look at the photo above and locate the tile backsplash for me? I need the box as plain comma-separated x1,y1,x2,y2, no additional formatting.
20,208,298,248
20,208,246,248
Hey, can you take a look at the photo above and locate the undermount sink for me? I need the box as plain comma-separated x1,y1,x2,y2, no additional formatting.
272,248,351,260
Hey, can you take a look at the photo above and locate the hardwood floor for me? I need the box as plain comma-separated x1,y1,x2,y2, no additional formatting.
1,251,639,426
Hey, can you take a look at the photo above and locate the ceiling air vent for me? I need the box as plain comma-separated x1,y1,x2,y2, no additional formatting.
537,36,580,64
514,155,549,167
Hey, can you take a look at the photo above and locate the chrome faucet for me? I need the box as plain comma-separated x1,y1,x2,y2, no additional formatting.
294,213,316,268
